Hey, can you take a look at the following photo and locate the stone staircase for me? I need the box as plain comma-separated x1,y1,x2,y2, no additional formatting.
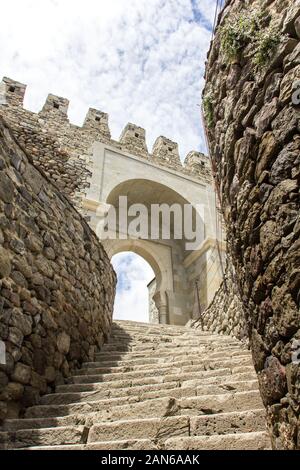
0,320,271,450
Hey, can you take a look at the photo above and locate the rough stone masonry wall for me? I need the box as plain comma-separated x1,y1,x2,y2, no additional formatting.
191,260,248,342
203,0,300,449
0,117,116,421
0,77,212,210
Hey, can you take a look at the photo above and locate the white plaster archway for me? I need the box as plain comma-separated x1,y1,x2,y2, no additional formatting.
82,139,225,325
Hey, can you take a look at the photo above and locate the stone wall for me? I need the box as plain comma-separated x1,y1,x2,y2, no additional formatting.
0,77,212,210
191,261,248,342
148,279,159,324
203,0,300,449
0,117,116,421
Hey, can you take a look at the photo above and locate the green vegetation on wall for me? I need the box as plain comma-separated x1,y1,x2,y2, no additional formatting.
220,9,281,69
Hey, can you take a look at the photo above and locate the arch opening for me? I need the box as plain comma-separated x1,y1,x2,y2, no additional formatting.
112,252,156,323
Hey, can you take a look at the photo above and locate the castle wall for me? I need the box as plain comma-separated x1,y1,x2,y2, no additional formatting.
203,0,300,449
191,260,248,342
0,77,212,211
148,279,159,324
0,118,116,421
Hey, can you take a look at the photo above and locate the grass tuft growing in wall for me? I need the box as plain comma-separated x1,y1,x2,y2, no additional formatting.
220,8,281,69
253,25,281,67
220,12,259,62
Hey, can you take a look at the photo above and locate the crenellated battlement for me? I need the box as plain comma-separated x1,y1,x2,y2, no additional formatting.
0,76,212,207
119,123,148,156
41,94,70,118
83,108,111,138
1,77,26,107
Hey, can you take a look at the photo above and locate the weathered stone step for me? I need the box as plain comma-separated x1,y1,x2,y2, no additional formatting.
17,439,160,451
83,350,251,369
25,391,262,420
66,366,236,385
109,330,214,339
108,332,238,342
113,320,187,330
3,392,262,431
43,382,181,405
68,364,255,385
82,353,252,372
2,415,88,432
55,370,257,394
112,322,198,334
77,357,253,376
95,344,245,361
189,409,266,436
87,409,266,444
88,416,189,443
101,338,241,352
55,379,179,395
164,431,271,450
41,379,258,407
0,426,87,450
16,431,271,451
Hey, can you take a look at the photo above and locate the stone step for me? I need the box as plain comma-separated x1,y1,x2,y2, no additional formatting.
67,367,232,385
109,330,215,338
181,374,258,389
83,356,253,374
0,426,87,450
25,391,262,420
17,439,160,451
68,365,255,385
55,379,179,395
87,409,266,443
94,344,245,361
2,415,89,432
83,350,251,369
111,322,198,334
107,333,240,343
164,431,271,450
47,382,179,405
81,354,252,372
3,391,262,431
101,339,241,352
55,370,257,394
113,320,187,330
15,431,271,451
189,409,267,436
88,416,190,444
41,379,259,406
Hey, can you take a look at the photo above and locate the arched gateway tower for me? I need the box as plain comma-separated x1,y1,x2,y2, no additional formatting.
0,76,225,325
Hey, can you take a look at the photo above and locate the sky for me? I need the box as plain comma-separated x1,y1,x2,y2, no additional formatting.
112,253,155,322
0,0,215,322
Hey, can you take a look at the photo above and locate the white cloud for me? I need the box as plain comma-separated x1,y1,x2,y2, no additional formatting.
0,0,214,158
112,252,155,323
